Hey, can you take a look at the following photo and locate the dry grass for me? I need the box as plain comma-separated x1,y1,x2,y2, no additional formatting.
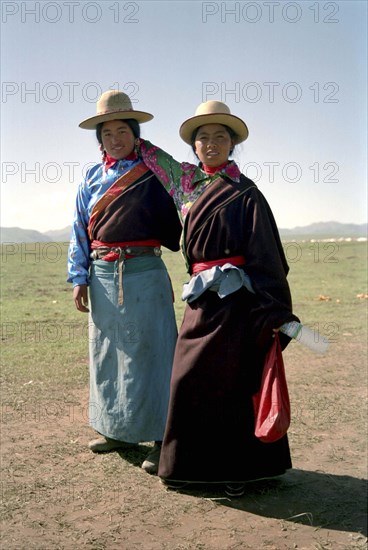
0,241,367,549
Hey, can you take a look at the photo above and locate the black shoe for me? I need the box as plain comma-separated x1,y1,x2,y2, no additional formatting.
160,479,188,490
225,483,245,497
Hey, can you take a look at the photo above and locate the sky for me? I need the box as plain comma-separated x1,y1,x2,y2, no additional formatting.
1,0,367,232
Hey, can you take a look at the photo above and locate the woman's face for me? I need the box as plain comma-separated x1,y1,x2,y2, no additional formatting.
101,120,135,159
194,124,233,167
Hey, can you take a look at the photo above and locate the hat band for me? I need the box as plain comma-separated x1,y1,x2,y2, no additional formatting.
97,108,133,115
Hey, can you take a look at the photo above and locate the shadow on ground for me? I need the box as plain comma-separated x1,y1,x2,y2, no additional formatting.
159,469,367,537
116,443,152,466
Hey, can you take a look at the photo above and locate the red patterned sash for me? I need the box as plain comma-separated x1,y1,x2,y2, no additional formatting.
88,163,150,240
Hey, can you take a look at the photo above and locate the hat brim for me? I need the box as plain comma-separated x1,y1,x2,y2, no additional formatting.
79,110,153,129
179,113,249,145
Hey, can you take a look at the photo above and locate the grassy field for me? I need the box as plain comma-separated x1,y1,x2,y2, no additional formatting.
1,240,365,396
1,239,367,549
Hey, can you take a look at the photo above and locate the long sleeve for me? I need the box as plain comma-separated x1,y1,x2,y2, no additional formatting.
67,159,136,285
242,188,299,349
67,178,92,286
138,139,207,221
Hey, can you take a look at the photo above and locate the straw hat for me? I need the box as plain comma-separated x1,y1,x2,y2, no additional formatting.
179,100,249,145
79,90,153,129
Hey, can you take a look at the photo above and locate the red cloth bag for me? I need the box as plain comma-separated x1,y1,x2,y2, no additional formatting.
252,334,291,443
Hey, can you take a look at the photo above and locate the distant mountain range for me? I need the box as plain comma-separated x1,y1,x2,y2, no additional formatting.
278,221,367,238
0,226,72,244
0,222,367,244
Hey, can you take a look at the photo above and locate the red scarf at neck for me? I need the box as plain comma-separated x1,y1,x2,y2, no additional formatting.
202,161,229,175
104,151,138,172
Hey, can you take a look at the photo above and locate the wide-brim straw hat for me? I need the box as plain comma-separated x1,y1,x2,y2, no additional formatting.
79,90,153,129
179,100,249,145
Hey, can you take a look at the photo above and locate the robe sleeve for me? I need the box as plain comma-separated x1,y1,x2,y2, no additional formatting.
243,187,299,350
137,139,205,219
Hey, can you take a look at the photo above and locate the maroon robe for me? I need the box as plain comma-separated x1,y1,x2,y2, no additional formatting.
91,170,182,249
158,174,298,483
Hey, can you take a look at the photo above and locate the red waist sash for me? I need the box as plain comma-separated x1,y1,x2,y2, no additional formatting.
192,255,245,274
91,239,161,261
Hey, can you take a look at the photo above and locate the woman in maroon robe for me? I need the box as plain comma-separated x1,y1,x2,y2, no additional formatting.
138,100,299,496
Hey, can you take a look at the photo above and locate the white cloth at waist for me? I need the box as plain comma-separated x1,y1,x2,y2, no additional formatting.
182,263,255,303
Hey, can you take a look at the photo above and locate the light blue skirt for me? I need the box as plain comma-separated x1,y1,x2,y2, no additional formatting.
88,256,177,442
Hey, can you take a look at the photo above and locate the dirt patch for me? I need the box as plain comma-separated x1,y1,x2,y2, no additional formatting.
1,336,367,549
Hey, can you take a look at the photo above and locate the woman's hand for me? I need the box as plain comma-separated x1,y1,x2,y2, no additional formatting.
73,284,89,313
